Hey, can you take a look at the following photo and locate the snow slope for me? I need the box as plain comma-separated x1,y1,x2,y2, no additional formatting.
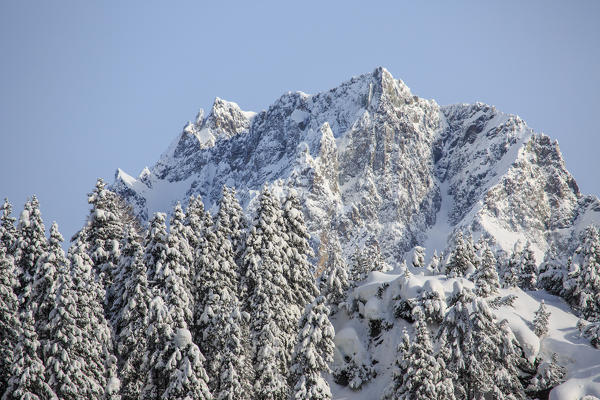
331,270,600,399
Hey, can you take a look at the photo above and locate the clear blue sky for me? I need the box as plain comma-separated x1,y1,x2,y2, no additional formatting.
1,1,599,239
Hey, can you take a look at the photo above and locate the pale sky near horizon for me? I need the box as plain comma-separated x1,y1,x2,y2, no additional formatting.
1,1,599,240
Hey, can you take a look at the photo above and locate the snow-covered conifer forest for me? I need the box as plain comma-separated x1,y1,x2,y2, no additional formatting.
3,68,600,399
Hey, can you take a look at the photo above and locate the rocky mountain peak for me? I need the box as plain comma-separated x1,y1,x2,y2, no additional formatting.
112,68,600,263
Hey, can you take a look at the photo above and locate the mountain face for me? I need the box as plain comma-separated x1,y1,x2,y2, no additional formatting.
112,67,600,263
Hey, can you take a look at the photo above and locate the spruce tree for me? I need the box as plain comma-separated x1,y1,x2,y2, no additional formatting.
161,328,212,400
141,296,174,399
519,243,537,291
214,304,253,400
533,300,551,337
384,328,411,399
0,199,17,255
282,189,318,309
196,189,248,392
426,250,442,275
445,232,476,278
579,318,600,348
34,223,66,356
185,195,213,253
145,213,193,329
416,281,446,324
527,353,566,394
0,244,20,395
44,242,89,399
396,309,442,400
112,227,152,400
80,178,124,314
472,242,500,297
184,194,211,308
318,234,349,312
143,213,211,400
169,203,194,299
15,196,47,304
348,247,369,286
215,186,246,262
65,233,114,399
290,296,335,400
573,226,600,320
502,246,521,288
143,297,211,400
437,282,473,398
468,298,526,399
3,309,56,400
243,186,297,397
538,246,565,295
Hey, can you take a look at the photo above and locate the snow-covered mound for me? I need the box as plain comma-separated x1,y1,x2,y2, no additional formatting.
331,270,600,400
112,67,600,263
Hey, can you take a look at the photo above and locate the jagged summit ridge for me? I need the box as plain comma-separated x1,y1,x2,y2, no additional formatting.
112,67,600,263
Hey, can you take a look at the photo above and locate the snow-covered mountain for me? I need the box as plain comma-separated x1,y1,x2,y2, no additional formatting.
112,67,600,264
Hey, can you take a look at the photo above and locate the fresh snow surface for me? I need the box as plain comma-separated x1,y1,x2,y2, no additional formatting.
331,271,600,400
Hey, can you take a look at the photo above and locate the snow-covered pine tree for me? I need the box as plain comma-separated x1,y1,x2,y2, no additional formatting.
147,212,193,329
44,238,90,399
184,194,211,306
213,304,253,400
519,242,537,291
468,298,526,399
170,202,194,285
538,245,565,295
415,280,446,324
143,298,212,400
197,193,251,396
0,199,17,255
445,232,476,278
502,245,521,288
533,300,551,337
348,246,369,286
185,194,213,252
141,296,174,399
252,316,288,400
578,318,600,348
242,188,293,397
472,242,500,297
142,212,211,400
168,203,194,327
34,223,66,356
562,255,580,308
3,309,56,400
0,244,20,395
383,328,411,399
242,186,297,395
161,328,212,400
244,276,289,400
15,196,47,304
64,233,114,399
426,250,442,275
527,353,566,395
79,179,124,314
394,308,443,400
437,282,473,398
111,226,152,400
290,296,335,400
282,189,318,310
412,246,426,269
318,233,349,313
215,186,246,262
573,226,600,321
